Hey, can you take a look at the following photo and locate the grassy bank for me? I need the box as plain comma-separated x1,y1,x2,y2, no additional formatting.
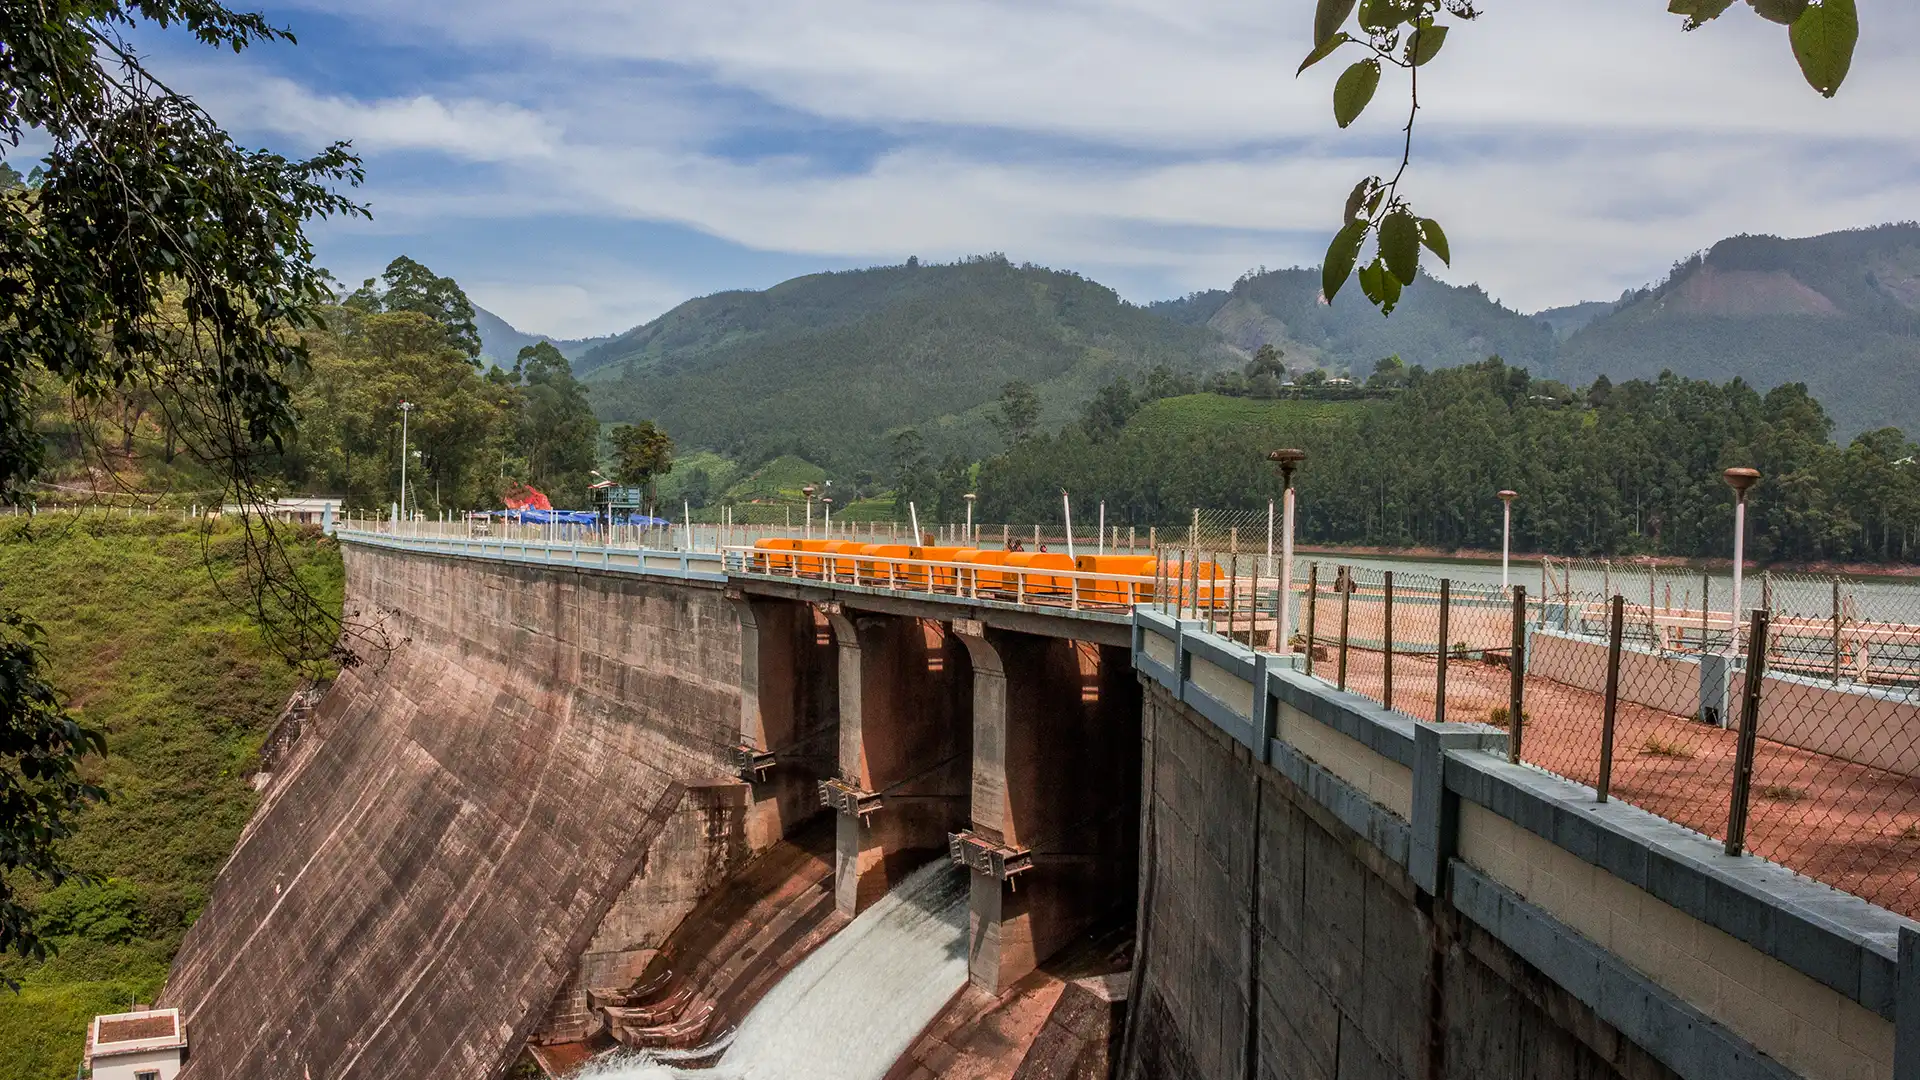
0,512,342,1080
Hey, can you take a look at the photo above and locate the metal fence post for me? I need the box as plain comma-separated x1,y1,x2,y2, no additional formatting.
1507,585,1527,764
1228,553,1241,645
1725,608,1771,857
1305,563,1319,679
1382,571,1395,711
1337,566,1352,692
1701,573,1711,652
1436,578,1450,725
1598,594,1624,803
1831,577,1844,684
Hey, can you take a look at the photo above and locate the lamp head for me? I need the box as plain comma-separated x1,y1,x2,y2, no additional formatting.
1497,489,1518,504
1722,467,1761,499
802,484,816,498
1268,448,1307,485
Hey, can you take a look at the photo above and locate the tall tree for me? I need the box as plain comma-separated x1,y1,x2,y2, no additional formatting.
345,255,482,360
993,380,1040,445
609,421,675,514
507,342,598,506
0,0,363,973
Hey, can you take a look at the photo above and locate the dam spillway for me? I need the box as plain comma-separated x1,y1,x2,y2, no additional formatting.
582,860,969,1080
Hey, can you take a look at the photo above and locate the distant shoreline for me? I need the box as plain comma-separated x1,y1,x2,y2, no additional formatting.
1290,542,1920,581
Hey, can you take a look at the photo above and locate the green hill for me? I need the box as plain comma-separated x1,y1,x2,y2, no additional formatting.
585,256,1239,471
0,514,341,1080
1149,266,1556,376
1125,393,1372,441
1549,224,1920,439
569,225,1920,479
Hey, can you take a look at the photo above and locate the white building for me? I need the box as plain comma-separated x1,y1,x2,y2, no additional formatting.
85,1007,187,1080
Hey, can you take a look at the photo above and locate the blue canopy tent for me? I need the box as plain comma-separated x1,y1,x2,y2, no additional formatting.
485,508,673,528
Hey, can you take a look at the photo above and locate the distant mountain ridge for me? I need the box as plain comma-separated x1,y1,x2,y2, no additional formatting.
1549,224,1920,439
472,304,614,368
584,255,1239,470
536,223,1920,472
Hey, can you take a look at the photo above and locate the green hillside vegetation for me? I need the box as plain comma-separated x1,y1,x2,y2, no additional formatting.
721,454,828,503
0,514,342,1080
1150,267,1555,376
979,360,1920,565
1552,225,1920,439
587,255,1238,471
1125,394,1372,441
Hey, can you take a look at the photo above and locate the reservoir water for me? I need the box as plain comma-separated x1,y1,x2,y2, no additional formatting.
578,860,969,1080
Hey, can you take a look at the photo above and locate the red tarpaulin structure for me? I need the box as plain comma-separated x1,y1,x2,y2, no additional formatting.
501,483,552,511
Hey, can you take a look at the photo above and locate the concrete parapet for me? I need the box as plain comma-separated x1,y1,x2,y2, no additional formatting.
1128,607,1913,1080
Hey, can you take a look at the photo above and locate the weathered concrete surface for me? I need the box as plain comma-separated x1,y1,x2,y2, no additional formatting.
828,610,974,916
159,545,753,1080
962,631,1140,992
534,778,753,1042
1121,682,1683,1080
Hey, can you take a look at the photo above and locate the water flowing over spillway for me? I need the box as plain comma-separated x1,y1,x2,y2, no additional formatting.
578,860,970,1080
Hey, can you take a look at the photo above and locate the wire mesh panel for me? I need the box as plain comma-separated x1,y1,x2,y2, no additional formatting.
1522,584,1738,847
1738,579,1920,916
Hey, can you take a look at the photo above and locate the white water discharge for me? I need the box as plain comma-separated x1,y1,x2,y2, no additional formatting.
578,860,970,1080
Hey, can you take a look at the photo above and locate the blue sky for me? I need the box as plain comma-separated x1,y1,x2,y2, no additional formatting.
100,1,1920,338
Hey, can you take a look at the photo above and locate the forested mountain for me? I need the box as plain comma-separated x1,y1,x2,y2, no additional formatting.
978,363,1920,565
1150,267,1555,375
585,255,1239,471
473,304,612,369
1549,225,1920,440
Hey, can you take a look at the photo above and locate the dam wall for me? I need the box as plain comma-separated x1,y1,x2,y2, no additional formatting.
159,541,760,1079
1123,610,1913,1080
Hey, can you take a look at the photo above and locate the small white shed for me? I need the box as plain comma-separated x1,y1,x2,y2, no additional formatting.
85,1007,187,1080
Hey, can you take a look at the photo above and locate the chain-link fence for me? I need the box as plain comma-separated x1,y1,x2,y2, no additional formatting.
1249,557,1920,917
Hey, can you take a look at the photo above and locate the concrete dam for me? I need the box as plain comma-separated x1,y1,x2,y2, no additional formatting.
157,530,1920,1079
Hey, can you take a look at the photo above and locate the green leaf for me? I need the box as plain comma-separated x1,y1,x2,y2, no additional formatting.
1417,217,1451,266
1358,0,1407,32
1322,219,1370,301
1789,0,1857,97
1380,265,1403,314
1380,209,1421,286
1343,177,1379,224
1668,0,1737,28
1314,0,1358,46
1298,32,1353,76
1409,21,1448,66
1357,257,1385,306
1748,0,1808,24
1333,59,1382,129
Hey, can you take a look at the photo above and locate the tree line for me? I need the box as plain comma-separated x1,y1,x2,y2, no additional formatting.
975,358,1920,566
31,256,610,513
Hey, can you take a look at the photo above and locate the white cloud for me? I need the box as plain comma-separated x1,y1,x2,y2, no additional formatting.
161,0,1920,329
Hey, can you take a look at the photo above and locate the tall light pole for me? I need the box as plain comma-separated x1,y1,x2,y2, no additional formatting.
398,400,413,522
802,483,816,539
1498,490,1518,591
821,495,833,537
1724,467,1761,640
1269,449,1306,656
964,492,976,544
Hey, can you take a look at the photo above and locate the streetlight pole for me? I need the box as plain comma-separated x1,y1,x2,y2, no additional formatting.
1724,468,1761,643
1269,449,1306,658
1498,490,1518,591
964,492,976,544
398,400,413,524
802,483,816,539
